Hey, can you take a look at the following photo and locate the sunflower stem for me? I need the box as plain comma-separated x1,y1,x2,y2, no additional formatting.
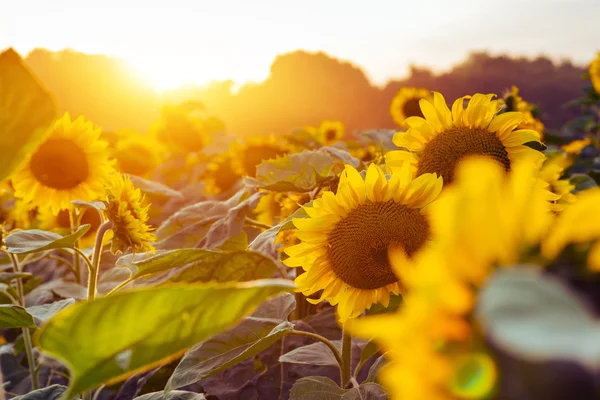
105,277,134,296
340,324,352,389
244,217,272,230
8,253,39,390
69,208,82,285
288,330,343,374
87,221,113,301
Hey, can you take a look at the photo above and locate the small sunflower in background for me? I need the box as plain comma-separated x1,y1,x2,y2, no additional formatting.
501,86,545,138
150,105,211,153
38,207,102,248
387,92,545,184
113,132,162,178
390,87,432,128
590,53,600,94
202,153,242,195
103,174,156,254
316,120,345,145
254,192,309,226
562,137,592,155
284,163,443,321
231,135,290,178
12,113,113,214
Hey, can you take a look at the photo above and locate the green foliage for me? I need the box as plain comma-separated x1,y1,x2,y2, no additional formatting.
117,248,277,283
11,385,69,400
477,267,600,370
289,376,387,400
0,48,57,181
0,304,36,328
4,225,91,254
166,293,296,392
36,279,294,397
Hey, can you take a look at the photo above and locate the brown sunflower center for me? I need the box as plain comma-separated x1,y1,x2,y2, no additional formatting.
326,200,430,290
213,159,240,192
325,129,338,142
80,209,102,238
242,145,288,177
57,210,71,228
417,127,510,184
402,97,425,119
30,139,90,190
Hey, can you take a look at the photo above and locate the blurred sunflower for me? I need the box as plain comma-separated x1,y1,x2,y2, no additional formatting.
202,153,241,195
12,113,113,214
103,174,156,254
255,192,309,226
113,132,161,177
390,87,432,128
316,120,345,144
231,135,290,178
502,86,545,138
350,157,554,399
38,207,102,248
151,105,210,153
387,92,545,183
590,53,600,94
562,137,591,155
284,163,443,321
538,153,576,212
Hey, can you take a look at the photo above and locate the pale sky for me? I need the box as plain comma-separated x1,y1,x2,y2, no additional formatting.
1,0,599,90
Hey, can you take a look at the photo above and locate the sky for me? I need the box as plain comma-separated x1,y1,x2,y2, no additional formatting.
2,0,599,91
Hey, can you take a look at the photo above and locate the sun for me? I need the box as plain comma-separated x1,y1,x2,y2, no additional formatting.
124,57,209,92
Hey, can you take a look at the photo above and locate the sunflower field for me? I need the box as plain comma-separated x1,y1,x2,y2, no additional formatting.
2,46,600,400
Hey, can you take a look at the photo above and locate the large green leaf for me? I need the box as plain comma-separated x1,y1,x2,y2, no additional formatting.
36,279,295,398
248,150,337,192
166,293,296,392
27,298,75,326
4,225,91,254
289,376,387,400
476,267,600,371
0,48,57,180
117,248,277,283
0,304,36,328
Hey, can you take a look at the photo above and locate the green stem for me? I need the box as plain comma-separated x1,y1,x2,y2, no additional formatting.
340,324,352,389
8,253,39,390
244,217,272,230
105,277,134,297
288,330,343,378
72,247,94,272
69,209,82,285
87,221,112,301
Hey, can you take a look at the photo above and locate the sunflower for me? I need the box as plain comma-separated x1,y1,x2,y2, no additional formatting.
501,86,545,138
12,113,113,214
284,163,443,321
38,207,102,248
316,120,345,144
202,153,241,195
103,174,156,254
231,135,290,178
562,137,591,155
113,132,162,178
350,157,554,399
390,87,432,128
590,53,600,94
538,153,576,212
386,92,545,184
150,105,210,153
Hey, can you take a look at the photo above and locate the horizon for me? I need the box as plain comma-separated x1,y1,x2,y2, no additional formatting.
3,0,599,91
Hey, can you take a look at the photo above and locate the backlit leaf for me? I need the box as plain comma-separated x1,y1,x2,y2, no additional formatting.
0,48,57,180
0,304,36,329
5,225,91,254
36,279,295,397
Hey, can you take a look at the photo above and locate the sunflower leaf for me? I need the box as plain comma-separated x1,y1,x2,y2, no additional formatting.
4,225,91,254
116,248,277,283
0,304,36,329
71,200,106,212
476,266,600,371
10,384,69,400
35,279,295,398
0,272,32,284
134,391,206,400
166,293,296,392
26,298,76,326
129,175,183,199
248,150,336,192
0,48,57,181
